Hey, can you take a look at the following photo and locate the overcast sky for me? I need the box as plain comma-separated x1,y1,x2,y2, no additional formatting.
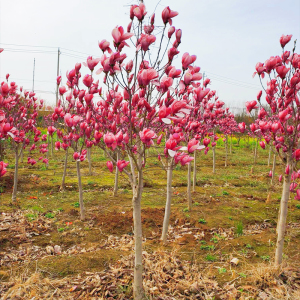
0,0,299,113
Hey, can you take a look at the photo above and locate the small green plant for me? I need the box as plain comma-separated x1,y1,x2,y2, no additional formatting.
58,227,65,232
185,214,190,218
57,208,64,212
210,237,218,244
175,165,181,171
183,208,189,212
261,255,270,261
200,240,207,245
200,245,215,251
45,212,55,219
205,254,217,262
87,180,95,185
123,189,129,194
239,273,247,278
40,165,47,171
73,202,80,208
194,202,199,206
222,190,229,195
236,222,243,236
84,227,90,231
25,213,36,221
246,244,252,249
228,217,233,220
198,218,207,224
218,268,227,274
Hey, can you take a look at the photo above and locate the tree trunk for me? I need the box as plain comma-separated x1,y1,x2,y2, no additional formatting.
76,160,85,221
254,139,258,164
61,148,68,191
51,136,54,157
268,145,272,167
161,159,173,243
193,151,197,192
230,135,232,154
212,146,216,174
187,162,192,210
132,168,144,299
275,159,292,265
12,148,19,204
225,135,228,167
87,148,92,175
271,154,276,185
113,150,119,196
20,147,24,163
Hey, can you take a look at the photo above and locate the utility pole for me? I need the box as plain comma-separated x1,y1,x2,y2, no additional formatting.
32,58,35,91
56,47,61,106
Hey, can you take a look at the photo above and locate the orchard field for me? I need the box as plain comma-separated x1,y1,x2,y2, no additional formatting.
1,1,300,299
1,139,300,299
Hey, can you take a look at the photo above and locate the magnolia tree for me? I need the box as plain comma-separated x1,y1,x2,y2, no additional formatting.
52,66,97,221
0,76,43,203
251,34,300,265
55,2,207,298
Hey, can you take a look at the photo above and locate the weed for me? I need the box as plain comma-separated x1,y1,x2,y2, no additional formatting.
198,218,207,224
57,208,64,212
235,221,243,236
246,244,252,249
239,273,247,278
260,255,270,261
228,217,233,220
45,212,55,219
200,240,206,245
222,190,229,195
218,268,227,274
296,204,300,209
194,202,199,206
25,213,36,221
58,227,65,232
183,208,189,212
200,245,215,251
205,254,217,262
210,237,218,244
40,165,47,171
175,165,181,171
72,202,80,208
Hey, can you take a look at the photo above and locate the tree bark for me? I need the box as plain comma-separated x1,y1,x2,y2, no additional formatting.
225,135,228,167
275,158,291,265
193,151,197,192
268,145,272,167
212,146,216,174
161,159,173,243
51,136,54,157
20,147,24,163
87,148,92,175
132,168,144,299
12,147,19,204
187,162,192,210
61,148,68,191
230,135,232,154
113,150,119,196
271,154,276,185
76,160,85,221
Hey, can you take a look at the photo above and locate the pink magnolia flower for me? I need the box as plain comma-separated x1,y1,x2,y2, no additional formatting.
187,138,199,153
133,3,147,20
259,141,266,149
290,182,298,192
104,133,117,150
279,175,283,182
0,161,8,177
55,141,61,150
0,48,4,53
112,26,134,45
182,53,196,70
245,100,258,113
47,126,56,136
86,56,101,71
138,69,158,86
179,154,193,166
295,189,300,200
99,40,112,54
280,34,292,48
107,161,113,173
139,128,157,147
161,6,178,25
269,170,272,177
168,26,175,38
203,138,211,147
117,160,129,172
276,66,290,79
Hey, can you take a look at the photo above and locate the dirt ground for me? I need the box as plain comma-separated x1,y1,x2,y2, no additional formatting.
1,139,300,299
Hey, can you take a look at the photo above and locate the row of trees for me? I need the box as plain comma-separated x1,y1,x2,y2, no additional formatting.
1,1,299,298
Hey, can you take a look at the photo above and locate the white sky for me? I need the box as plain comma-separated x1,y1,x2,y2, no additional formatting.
0,0,299,113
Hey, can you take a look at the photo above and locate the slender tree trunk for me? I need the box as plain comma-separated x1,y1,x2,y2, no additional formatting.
61,148,68,191
275,158,292,265
113,150,119,196
271,154,276,185
20,147,24,163
193,151,197,192
161,159,173,243
212,146,216,174
254,139,258,164
187,162,192,210
12,148,19,204
225,135,228,167
268,145,272,167
132,167,144,299
87,147,92,175
46,135,50,168
51,136,54,157
76,160,85,220
230,135,232,154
